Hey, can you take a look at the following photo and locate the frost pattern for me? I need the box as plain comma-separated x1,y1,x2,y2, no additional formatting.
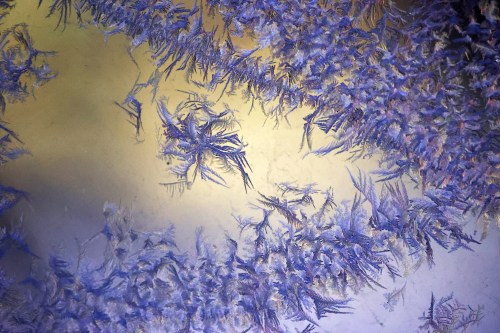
0,182,485,332
0,6,55,215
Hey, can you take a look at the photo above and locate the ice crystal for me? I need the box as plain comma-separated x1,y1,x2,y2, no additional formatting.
418,293,484,333
0,182,486,331
0,6,55,215
35,0,498,221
